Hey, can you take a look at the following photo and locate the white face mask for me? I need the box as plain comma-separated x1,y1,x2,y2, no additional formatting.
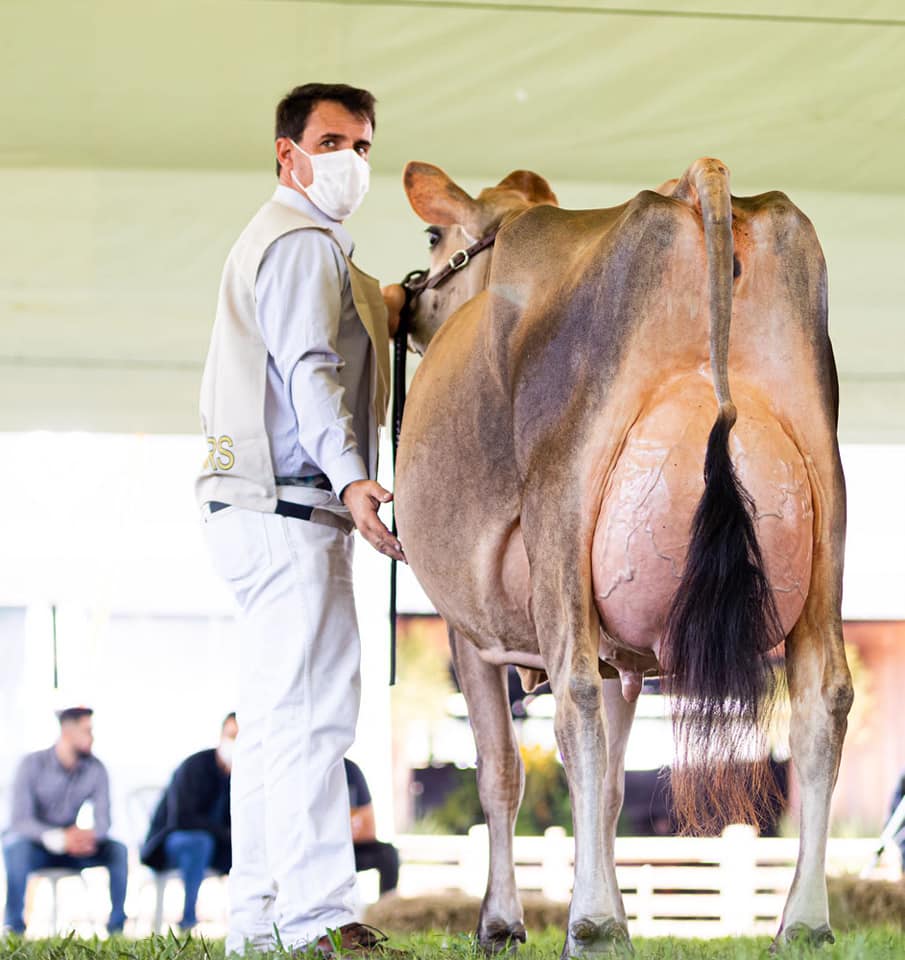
290,141,370,221
217,736,235,768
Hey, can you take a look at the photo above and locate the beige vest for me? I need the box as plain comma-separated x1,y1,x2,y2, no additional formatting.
196,198,390,513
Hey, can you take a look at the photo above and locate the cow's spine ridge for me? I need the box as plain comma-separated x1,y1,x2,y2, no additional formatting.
661,160,784,834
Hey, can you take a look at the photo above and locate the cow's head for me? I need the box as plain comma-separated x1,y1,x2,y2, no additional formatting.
401,162,557,353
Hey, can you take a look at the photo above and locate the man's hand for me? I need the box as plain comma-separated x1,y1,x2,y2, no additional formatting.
341,480,406,562
64,826,97,857
382,284,406,339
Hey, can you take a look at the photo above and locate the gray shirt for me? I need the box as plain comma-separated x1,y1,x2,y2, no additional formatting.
6,746,111,852
255,186,373,496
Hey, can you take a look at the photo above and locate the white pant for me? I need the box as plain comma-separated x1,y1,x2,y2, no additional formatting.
203,506,361,954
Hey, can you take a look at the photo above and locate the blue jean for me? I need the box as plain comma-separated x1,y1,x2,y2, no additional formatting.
2,836,128,933
162,830,216,928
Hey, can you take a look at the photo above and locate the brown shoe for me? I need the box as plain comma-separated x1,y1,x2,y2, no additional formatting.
312,922,403,957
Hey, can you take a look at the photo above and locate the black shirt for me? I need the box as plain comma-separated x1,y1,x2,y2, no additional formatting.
344,758,371,809
140,749,231,873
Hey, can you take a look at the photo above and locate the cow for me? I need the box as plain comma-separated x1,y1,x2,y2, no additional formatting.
392,157,852,958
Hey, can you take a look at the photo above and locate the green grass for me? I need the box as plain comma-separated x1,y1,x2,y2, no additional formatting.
3,928,905,959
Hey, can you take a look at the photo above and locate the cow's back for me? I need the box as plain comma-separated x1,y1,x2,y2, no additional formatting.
496,190,830,658
398,187,833,665
575,191,830,656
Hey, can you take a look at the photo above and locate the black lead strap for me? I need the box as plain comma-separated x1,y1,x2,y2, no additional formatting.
389,283,416,686
387,238,496,686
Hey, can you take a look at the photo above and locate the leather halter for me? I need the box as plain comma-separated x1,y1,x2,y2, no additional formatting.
401,230,498,305
388,229,497,686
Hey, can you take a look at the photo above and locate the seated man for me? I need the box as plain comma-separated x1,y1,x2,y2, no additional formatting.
2,706,128,935
139,713,235,930
345,758,399,897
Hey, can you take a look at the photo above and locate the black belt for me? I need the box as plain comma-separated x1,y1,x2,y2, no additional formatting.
274,474,332,492
208,499,353,534
210,500,315,521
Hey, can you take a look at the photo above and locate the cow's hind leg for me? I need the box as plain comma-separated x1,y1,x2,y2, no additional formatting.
532,601,631,956
449,628,527,954
602,676,638,865
775,463,852,949
550,664,631,958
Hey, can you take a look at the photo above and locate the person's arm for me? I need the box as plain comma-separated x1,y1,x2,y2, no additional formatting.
217,792,231,849
256,230,368,497
91,761,111,841
382,284,405,339
345,759,377,843
350,803,377,844
168,756,219,833
257,231,405,560
9,755,59,847
9,754,101,855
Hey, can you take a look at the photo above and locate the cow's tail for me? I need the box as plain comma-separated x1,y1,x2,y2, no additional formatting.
661,159,784,834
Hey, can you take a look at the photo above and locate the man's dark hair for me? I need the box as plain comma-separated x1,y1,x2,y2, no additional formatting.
274,82,377,175
222,711,237,729
57,706,93,725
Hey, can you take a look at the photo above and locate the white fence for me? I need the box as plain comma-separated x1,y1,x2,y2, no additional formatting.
10,828,899,939
395,825,901,938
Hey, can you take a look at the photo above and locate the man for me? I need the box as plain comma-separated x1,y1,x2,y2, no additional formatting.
345,759,399,898
196,83,403,956
2,707,127,935
139,713,236,930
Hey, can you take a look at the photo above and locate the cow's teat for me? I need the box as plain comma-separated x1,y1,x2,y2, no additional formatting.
619,670,643,703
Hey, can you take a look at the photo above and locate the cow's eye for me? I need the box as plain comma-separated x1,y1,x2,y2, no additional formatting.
426,227,442,249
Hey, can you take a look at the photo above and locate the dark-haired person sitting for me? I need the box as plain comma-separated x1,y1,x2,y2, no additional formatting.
2,706,128,935
139,714,236,930
345,759,398,897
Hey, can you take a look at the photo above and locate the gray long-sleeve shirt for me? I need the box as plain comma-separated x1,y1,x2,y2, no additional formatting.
5,747,111,852
255,186,372,496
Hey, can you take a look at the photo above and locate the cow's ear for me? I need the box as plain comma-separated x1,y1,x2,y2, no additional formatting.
496,170,558,207
403,162,480,229
654,177,680,197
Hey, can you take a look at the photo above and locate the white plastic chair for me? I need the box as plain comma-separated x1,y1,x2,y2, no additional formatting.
149,866,221,932
28,867,89,935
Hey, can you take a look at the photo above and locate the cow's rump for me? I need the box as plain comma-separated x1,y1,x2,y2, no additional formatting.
592,372,813,656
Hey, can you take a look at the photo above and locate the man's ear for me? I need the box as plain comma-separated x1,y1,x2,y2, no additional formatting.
495,170,558,206
403,161,483,234
275,137,295,175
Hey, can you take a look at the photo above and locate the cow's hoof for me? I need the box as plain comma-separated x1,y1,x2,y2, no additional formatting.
560,918,632,958
477,918,527,955
771,923,835,952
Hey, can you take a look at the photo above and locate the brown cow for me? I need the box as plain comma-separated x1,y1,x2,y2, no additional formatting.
394,158,851,957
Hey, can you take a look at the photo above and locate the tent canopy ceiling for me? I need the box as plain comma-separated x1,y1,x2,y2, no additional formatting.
0,0,903,438
3,0,903,193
